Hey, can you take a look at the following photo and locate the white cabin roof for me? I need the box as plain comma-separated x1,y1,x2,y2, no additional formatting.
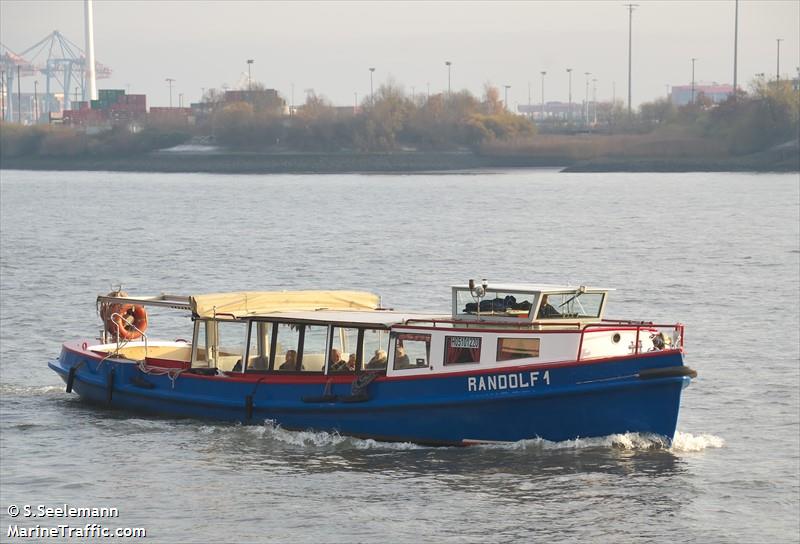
451,283,612,293
249,310,448,328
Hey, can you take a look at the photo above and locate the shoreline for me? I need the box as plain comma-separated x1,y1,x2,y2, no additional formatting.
1,150,796,174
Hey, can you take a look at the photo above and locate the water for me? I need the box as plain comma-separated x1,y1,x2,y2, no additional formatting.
1,169,797,543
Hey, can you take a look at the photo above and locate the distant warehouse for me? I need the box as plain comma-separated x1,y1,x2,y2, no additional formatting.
670,84,734,106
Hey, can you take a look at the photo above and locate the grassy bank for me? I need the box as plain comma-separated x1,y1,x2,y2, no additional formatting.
2,148,794,174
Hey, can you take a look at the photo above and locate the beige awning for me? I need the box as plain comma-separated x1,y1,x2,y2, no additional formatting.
189,291,381,318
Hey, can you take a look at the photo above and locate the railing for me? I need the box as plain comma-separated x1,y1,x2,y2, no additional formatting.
400,317,684,363
402,317,561,329
576,321,684,362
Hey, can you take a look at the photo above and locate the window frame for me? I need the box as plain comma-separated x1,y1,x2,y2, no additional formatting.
443,335,482,365
496,336,541,362
391,331,432,371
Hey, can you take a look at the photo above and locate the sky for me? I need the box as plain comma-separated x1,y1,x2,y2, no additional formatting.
1,0,798,109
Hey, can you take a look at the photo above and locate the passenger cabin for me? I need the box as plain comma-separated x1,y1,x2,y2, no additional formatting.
93,284,682,381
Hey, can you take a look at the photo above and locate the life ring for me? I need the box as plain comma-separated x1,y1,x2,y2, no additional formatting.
107,303,148,340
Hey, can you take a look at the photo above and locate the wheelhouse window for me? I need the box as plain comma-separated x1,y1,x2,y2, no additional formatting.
537,292,605,319
497,337,540,361
363,328,389,370
392,332,431,370
456,289,535,318
444,335,482,365
192,319,248,371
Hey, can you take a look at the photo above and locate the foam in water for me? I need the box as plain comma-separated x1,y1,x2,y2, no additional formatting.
670,431,726,452
254,421,724,453
258,420,422,450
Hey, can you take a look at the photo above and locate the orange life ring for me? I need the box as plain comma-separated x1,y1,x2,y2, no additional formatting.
107,303,148,340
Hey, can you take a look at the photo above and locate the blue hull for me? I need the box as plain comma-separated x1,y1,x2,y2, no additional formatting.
50,344,692,445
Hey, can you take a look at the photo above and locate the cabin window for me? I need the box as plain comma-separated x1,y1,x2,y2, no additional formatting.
444,335,482,365
392,332,430,370
496,337,541,361
456,290,535,318
299,324,328,373
537,292,605,319
192,319,248,371
274,323,301,371
329,326,358,373
363,328,390,370
245,321,273,372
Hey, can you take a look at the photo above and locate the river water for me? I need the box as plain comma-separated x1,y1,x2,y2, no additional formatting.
1,169,798,543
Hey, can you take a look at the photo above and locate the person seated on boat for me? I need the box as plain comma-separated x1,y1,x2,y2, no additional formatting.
329,349,349,372
365,350,388,369
279,350,301,371
537,295,561,318
394,345,411,368
247,355,269,371
347,353,357,371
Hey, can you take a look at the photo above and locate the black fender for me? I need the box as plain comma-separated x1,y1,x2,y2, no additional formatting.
639,366,697,380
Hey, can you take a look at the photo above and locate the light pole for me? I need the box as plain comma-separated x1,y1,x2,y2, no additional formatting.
179,93,184,108
504,85,511,112
369,67,375,104
584,72,591,125
246,59,254,91
445,61,452,97
592,78,597,125
540,71,546,122
691,58,697,104
33,80,38,123
776,38,783,81
566,68,573,124
166,78,175,107
733,0,739,99
624,4,638,116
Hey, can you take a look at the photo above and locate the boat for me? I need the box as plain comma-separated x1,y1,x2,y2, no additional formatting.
49,281,696,446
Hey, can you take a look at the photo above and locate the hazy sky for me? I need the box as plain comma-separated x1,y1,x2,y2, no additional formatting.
1,0,798,109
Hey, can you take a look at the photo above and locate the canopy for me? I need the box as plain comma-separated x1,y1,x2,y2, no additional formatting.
189,291,381,319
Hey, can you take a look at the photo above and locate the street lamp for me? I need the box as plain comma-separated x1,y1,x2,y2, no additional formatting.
691,58,698,104
166,78,175,107
445,61,452,97
540,71,546,122
584,72,591,125
592,78,597,125
179,93,184,108
246,59,254,91
504,85,511,112
566,68,573,124
624,4,639,116
369,67,375,104
776,38,783,81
